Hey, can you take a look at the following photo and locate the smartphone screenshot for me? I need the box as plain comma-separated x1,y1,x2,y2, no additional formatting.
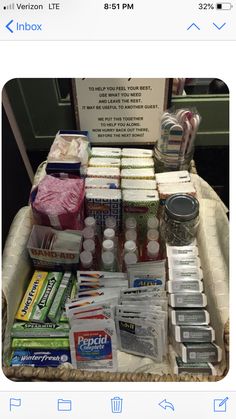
0,1,233,418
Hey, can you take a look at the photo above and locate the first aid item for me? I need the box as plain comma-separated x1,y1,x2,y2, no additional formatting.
162,194,199,246
121,158,154,169
166,245,199,258
91,147,121,158
121,179,157,190
168,266,203,281
15,271,48,321
169,293,207,308
31,175,85,230
170,309,210,325
10,349,71,367
69,319,117,371
121,148,153,158
85,177,120,189
121,168,155,179
87,167,120,178
27,226,83,270
155,171,191,184
172,325,215,343
89,157,121,167
167,280,203,293
170,353,216,376
11,322,70,338
30,272,63,322
173,341,222,363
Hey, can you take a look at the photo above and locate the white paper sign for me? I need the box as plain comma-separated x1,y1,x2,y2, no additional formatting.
74,78,168,144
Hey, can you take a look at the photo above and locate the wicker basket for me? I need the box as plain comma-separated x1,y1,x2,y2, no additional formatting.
2,161,229,382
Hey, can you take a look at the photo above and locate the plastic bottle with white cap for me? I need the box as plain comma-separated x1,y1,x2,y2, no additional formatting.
102,239,115,253
123,252,138,271
83,239,98,269
83,226,95,241
80,250,94,270
84,216,96,230
146,241,160,261
103,228,116,242
101,251,116,272
147,216,159,230
124,240,138,256
125,217,137,230
147,229,159,242
125,229,137,243
105,216,117,231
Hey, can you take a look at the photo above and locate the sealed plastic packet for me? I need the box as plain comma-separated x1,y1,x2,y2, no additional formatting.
69,319,117,371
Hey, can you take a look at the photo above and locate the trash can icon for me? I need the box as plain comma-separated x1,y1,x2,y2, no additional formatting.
111,397,123,413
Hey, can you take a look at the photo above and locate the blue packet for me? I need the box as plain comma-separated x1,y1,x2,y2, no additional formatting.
10,349,71,367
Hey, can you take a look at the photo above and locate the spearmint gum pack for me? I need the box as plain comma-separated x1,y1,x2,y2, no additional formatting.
10,349,71,367
11,322,70,338
69,319,117,371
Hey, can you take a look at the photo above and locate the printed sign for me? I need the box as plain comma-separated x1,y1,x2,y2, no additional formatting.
73,78,169,144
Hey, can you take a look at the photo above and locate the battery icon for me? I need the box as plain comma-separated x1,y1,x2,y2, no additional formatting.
216,2,233,9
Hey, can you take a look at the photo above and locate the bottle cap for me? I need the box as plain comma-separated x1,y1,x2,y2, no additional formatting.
104,228,115,241
147,229,159,241
124,240,137,253
125,229,137,242
84,217,96,229
165,194,199,222
147,216,159,230
147,241,160,258
105,216,117,230
124,252,138,266
83,239,95,254
102,239,114,252
80,250,93,268
83,226,95,240
102,251,115,267
125,217,137,230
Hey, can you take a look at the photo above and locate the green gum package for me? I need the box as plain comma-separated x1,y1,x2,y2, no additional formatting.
30,272,63,322
48,272,74,323
12,337,70,349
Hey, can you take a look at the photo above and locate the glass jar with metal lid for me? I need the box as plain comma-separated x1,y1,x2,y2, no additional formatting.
162,194,199,246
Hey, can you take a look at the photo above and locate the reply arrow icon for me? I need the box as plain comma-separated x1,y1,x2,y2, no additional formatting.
159,399,175,411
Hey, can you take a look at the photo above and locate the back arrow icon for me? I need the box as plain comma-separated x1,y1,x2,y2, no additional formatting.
6,19,14,33
159,399,175,411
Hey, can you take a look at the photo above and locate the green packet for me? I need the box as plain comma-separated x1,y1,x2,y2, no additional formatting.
11,322,69,338
12,337,70,349
48,272,74,323
30,272,63,322
60,278,78,323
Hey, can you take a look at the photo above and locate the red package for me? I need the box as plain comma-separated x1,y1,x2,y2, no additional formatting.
31,175,85,230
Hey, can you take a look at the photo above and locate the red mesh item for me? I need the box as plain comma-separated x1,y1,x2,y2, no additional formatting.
31,175,85,230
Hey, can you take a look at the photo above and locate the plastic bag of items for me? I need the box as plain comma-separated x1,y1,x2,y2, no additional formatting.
46,130,91,176
30,175,85,230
